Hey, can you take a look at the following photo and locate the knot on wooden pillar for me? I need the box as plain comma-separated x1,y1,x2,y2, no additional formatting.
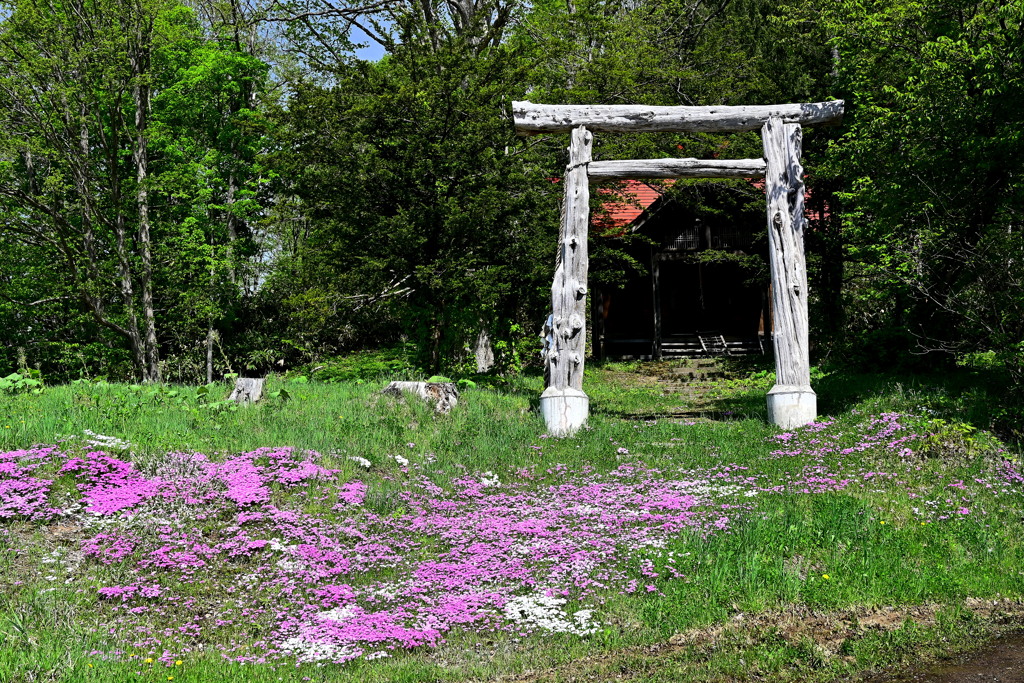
569,314,584,333
575,285,587,298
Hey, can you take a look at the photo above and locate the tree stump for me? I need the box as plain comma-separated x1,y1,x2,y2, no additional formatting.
475,330,495,373
382,381,459,414
228,377,264,404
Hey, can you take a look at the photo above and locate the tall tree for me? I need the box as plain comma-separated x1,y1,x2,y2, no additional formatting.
820,0,1024,376
272,28,559,370
0,0,271,381
0,0,158,379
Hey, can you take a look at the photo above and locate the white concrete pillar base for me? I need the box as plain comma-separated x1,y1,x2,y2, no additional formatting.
540,387,589,437
767,384,817,429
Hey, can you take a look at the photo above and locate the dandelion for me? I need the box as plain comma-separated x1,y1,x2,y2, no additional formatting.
175,660,182,666
822,574,830,580
144,658,153,664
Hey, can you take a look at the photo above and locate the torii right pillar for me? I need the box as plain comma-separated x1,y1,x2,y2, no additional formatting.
762,116,816,428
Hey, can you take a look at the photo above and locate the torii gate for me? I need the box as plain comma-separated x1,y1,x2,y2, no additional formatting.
513,100,845,436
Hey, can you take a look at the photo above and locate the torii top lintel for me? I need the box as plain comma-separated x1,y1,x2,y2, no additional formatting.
512,100,845,135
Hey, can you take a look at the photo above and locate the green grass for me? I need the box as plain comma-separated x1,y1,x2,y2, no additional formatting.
1,363,1023,682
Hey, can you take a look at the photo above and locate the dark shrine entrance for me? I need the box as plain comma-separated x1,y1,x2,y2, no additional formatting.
594,183,769,360
659,260,763,335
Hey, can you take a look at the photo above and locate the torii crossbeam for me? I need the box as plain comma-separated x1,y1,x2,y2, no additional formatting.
513,100,845,436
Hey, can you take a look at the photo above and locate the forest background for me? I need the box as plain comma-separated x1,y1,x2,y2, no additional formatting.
0,0,1021,425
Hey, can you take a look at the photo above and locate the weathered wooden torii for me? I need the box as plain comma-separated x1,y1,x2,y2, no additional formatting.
513,100,845,436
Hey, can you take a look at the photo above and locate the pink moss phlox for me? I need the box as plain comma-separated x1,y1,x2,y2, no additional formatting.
98,583,161,601
998,460,1024,486
0,477,56,520
0,447,65,519
11,433,945,666
59,452,165,515
82,533,138,564
335,481,367,507
215,456,271,506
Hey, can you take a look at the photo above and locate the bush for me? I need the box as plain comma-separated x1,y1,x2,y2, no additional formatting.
306,346,419,383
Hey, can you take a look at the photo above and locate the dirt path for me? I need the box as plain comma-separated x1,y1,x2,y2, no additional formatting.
863,632,1024,682
489,600,1024,682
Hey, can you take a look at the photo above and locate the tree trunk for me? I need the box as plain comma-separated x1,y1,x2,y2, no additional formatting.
131,31,160,383
229,377,264,403
474,329,495,373
206,324,215,384
114,210,147,378
110,93,146,381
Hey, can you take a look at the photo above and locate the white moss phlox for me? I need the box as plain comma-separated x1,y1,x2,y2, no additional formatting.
502,593,600,636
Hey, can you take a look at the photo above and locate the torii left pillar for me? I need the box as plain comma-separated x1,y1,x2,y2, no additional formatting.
540,126,593,436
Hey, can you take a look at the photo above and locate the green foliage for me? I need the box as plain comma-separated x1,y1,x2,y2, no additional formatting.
820,0,1024,380
308,347,419,383
0,0,273,383
269,33,560,372
0,372,43,395
0,0,1018,413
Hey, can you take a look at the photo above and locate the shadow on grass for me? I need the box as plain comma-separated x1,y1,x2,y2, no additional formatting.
595,404,758,422
585,355,1021,442
812,366,1011,421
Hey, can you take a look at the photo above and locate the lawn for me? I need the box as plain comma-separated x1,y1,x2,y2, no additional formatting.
1,363,1022,682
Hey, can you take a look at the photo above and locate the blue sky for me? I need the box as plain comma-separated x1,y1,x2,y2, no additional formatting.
351,24,387,61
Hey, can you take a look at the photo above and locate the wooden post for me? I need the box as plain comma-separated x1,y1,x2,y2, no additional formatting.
514,100,846,135
762,117,816,428
587,158,766,181
591,286,605,362
541,126,593,436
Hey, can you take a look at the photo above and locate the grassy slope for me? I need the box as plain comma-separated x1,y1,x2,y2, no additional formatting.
0,363,1021,683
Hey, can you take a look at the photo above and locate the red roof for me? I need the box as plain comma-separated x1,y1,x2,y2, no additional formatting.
592,180,674,234
594,177,826,232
